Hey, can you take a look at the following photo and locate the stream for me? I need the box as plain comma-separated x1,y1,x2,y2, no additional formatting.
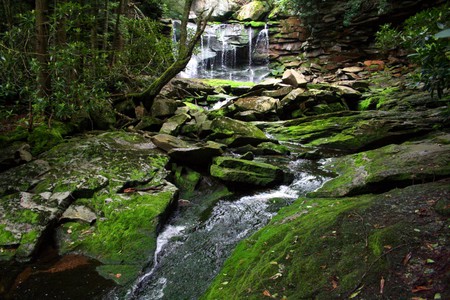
109,158,331,300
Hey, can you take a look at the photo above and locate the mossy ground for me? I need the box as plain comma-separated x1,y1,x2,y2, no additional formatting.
57,189,177,284
202,181,450,300
202,79,255,88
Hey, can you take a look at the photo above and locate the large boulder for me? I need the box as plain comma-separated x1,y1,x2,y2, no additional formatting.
203,181,450,299
235,1,271,21
168,141,225,166
265,108,448,152
311,133,450,197
192,0,241,20
209,116,270,146
151,96,179,118
152,134,225,166
0,131,176,284
210,156,289,187
235,96,279,113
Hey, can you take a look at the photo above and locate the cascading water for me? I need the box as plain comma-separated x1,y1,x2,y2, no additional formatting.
176,21,270,82
119,158,332,300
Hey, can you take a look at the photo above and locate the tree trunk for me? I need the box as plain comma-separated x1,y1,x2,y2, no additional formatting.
2,0,13,30
132,0,213,111
35,0,51,99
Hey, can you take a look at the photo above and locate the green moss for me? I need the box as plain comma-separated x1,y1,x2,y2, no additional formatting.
96,264,141,285
171,164,202,199
27,122,71,155
201,79,255,88
59,189,176,279
0,225,15,245
202,196,374,300
244,21,266,27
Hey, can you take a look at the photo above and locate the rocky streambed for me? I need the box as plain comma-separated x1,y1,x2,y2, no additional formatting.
1,71,449,299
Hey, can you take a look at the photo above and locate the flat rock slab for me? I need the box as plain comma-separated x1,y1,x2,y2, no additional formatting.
311,133,450,197
264,108,447,152
210,156,290,187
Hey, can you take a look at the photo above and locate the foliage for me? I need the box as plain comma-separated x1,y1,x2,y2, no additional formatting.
375,24,400,51
276,0,388,27
0,0,174,128
375,3,450,98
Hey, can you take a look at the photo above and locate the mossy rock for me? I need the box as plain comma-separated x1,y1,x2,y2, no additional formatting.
209,116,270,147
210,156,288,187
0,131,172,267
265,108,447,152
56,186,177,284
202,181,450,300
311,137,450,198
27,122,72,156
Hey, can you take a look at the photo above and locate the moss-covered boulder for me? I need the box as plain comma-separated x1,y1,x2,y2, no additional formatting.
0,131,177,285
152,134,225,166
202,181,450,300
210,156,290,187
265,108,447,152
235,1,271,21
209,116,270,147
311,134,450,197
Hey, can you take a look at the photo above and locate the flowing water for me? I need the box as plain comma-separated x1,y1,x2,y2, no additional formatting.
118,158,331,300
174,22,271,82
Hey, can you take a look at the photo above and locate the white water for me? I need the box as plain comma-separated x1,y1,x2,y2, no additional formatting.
175,22,270,82
124,158,330,300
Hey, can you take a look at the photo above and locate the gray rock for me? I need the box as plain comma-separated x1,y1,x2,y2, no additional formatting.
61,205,97,224
160,113,191,135
282,69,308,88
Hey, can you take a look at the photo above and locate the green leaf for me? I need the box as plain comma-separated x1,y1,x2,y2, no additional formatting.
435,29,450,39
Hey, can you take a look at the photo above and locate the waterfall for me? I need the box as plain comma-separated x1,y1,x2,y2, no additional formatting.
174,21,270,82
248,27,253,66
253,23,270,65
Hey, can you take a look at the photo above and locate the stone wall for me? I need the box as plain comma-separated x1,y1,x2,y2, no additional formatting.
267,0,446,70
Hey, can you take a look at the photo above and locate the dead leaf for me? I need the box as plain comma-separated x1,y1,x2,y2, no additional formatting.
269,273,283,280
412,286,431,293
263,290,271,297
402,252,412,265
331,277,339,289
123,188,136,193
384,245,392,250
380,276,385,294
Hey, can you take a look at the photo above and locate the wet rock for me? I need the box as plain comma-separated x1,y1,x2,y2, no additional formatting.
256,142,290,155
0,131,173,267
151,134,191,152
168,141,225,166
210,156,288,187
262,85,294,98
